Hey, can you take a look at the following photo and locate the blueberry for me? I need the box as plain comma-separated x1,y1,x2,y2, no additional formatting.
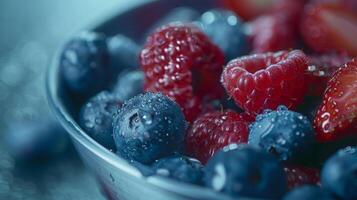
112,70,144,101
80,91,122,150
5,118,69,161
321,146,357,200
107,34,140,73
283,186,335,200
147,7,200,36
151,155,203,185
248,106,315,162
113,93,187,164
196,9,249,61
60,31,109,97
204,144,287,199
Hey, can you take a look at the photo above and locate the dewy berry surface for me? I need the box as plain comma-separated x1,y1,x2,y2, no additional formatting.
222,50,308,116
306,53,351,97
80,91,122,150
314,59,357,142
284,166,320,190
186,110,250,164
56,1,357,199
321,146,357,200
60,31,109,97
141,23,225,122
248,106,315,162
197,9,249,61
151,155,203,185
112,92,187,164
204,145,287,199
283,185,335,200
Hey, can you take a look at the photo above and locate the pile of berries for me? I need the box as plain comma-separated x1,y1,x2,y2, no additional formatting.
59,1,357,199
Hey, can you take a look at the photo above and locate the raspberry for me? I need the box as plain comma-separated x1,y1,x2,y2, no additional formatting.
284,166,320,190
141,23,225,122
222,50,308,116
186,111,250,164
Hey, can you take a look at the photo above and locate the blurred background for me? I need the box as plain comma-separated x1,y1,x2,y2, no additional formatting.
0,1,146,199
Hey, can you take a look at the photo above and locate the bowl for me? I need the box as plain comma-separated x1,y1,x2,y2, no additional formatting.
46,0,262,199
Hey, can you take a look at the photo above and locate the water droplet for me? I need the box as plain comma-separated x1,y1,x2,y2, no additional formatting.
212,164,226,191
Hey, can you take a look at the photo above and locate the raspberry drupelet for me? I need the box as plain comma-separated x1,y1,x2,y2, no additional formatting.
141,23,225,122
222,50,309,116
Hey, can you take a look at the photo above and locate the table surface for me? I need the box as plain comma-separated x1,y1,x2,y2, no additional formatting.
0,1,145,199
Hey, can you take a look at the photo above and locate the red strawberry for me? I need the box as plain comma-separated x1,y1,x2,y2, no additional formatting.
306,53,351,97
141,23,225,122
314,59,357,142
220,0,274,20
221,50,308,116
284,166,320,190
301,3,357,56
186,111,250,164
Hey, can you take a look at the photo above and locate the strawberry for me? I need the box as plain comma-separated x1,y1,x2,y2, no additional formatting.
314,59,357,142
306,53,351,97
300,3,357,56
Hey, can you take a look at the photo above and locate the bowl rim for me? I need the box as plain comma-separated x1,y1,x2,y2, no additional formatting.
45,1,262,200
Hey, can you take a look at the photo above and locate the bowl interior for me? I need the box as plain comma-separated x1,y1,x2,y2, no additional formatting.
46,1,259,200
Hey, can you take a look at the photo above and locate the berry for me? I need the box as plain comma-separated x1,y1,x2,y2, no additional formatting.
284,166,320,189
283,185,335,200
306,53,351,97
312,0,357,11
321,146,357,200
147,7,200,36
107,34,140,73
113,93,187,164
249,106,315,162
141,23,225,122
300,3,357,56
249,15,296,53
112,70,144,101
220,0,274,20
5,118,69,161
151,155,203,185
316,136,357,164
60,31,109,97
222,50,308,116
271,0,305,27
314,59,357,142
80,91,122,150
196,9,249,61
186,110,250,164
204,144,287,199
